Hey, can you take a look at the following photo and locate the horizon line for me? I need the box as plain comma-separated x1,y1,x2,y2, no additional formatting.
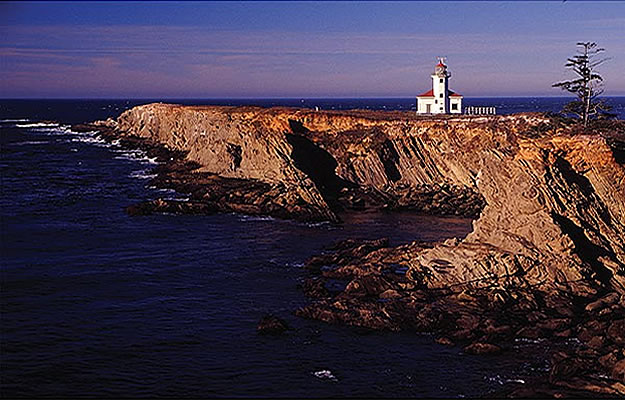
3,95,625,100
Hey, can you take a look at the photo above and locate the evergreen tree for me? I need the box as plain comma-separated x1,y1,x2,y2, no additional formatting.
552,42,613,127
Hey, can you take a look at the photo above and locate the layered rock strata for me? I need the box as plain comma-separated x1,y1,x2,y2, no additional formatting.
83,103,625,396
96,103,624,296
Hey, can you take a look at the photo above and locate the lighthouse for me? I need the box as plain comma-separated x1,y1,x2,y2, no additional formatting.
417,57,463,114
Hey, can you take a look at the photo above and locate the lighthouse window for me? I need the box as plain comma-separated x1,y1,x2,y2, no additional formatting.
435,100,437,104
440,79,443,83
452,103,458,110
439,93,443,98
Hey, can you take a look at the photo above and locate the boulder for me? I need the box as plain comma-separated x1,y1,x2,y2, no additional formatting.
379,289,402,299
585,292,621,313
257,314,289,335
435,337,454,346
607,319,625,345
463,342,502,355
612,359,625,383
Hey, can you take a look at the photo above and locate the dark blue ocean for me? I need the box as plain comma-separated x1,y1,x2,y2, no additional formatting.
2,97,620,398
1,97,624,124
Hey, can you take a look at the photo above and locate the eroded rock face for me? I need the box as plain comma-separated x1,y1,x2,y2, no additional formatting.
105,104,625,298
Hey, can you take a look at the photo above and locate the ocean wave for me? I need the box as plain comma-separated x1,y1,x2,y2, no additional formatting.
238,215,276,222
70,129,99,135
147,187,177,195
486,374,525,385
162,196,190,201
15,122,59,128
286,261,305,268
113,151,158,165
156,188,177,194
70,135,109,146
22,125,73,135
0,118,30,123
10,140,48,146
129,170,158,180
305,220,333,228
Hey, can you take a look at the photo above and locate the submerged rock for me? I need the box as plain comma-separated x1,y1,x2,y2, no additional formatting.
126,198,218,216
257,315,289,335
463,342,502,355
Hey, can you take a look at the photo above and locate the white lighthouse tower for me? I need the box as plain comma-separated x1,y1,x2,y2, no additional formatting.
417,57,463,114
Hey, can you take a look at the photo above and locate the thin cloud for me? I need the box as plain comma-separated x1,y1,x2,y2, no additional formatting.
2,22,624,97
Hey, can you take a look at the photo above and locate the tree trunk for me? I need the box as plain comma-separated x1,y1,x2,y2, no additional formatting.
583,74,591,128
584,90,591,127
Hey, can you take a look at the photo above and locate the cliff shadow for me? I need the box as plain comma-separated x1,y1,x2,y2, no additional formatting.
551,212,615,288
286,119,357,211
377,139,402,182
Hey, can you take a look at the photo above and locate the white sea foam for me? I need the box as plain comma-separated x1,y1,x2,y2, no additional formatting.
113,150,158,165
23,125,73,135
129,170,158,180
163,196,190,202
238,215,276,222
70,135,108,146
565,337,582,345
74,129,99,135
54,129,108,147
312,370,338,381
0,118,29,123
305,220,332,228
487,374,525,385
513,337,546,345
153,188,177,194
286,261,305,268
16,122,59,128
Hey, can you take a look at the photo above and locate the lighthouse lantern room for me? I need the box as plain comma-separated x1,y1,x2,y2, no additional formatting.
417,57,463,114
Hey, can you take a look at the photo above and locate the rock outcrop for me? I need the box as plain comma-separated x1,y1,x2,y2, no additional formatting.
83,103,625,396
97,103,624,297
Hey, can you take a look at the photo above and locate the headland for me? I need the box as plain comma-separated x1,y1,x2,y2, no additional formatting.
75,103,625,397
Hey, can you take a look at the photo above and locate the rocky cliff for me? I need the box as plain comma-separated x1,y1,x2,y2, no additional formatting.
104,103,625,297
89,103,625,396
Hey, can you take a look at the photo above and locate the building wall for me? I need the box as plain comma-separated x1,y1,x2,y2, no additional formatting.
418,97,462,114
417,97,436,114
431,75,448,113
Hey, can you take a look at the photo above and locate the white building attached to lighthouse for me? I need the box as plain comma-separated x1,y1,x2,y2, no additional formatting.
417,58,463,114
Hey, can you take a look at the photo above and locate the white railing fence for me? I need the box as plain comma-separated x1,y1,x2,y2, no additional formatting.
464,106,496,115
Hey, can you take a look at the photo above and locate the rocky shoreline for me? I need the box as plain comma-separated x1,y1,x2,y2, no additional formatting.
297,238,625,398
75,104,625,397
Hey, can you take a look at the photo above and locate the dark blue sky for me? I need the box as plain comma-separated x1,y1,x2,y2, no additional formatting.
1,1,624,98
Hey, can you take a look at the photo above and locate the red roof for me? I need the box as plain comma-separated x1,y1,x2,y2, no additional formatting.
417,89,463,98
437,62,446,67
417,89,434,97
